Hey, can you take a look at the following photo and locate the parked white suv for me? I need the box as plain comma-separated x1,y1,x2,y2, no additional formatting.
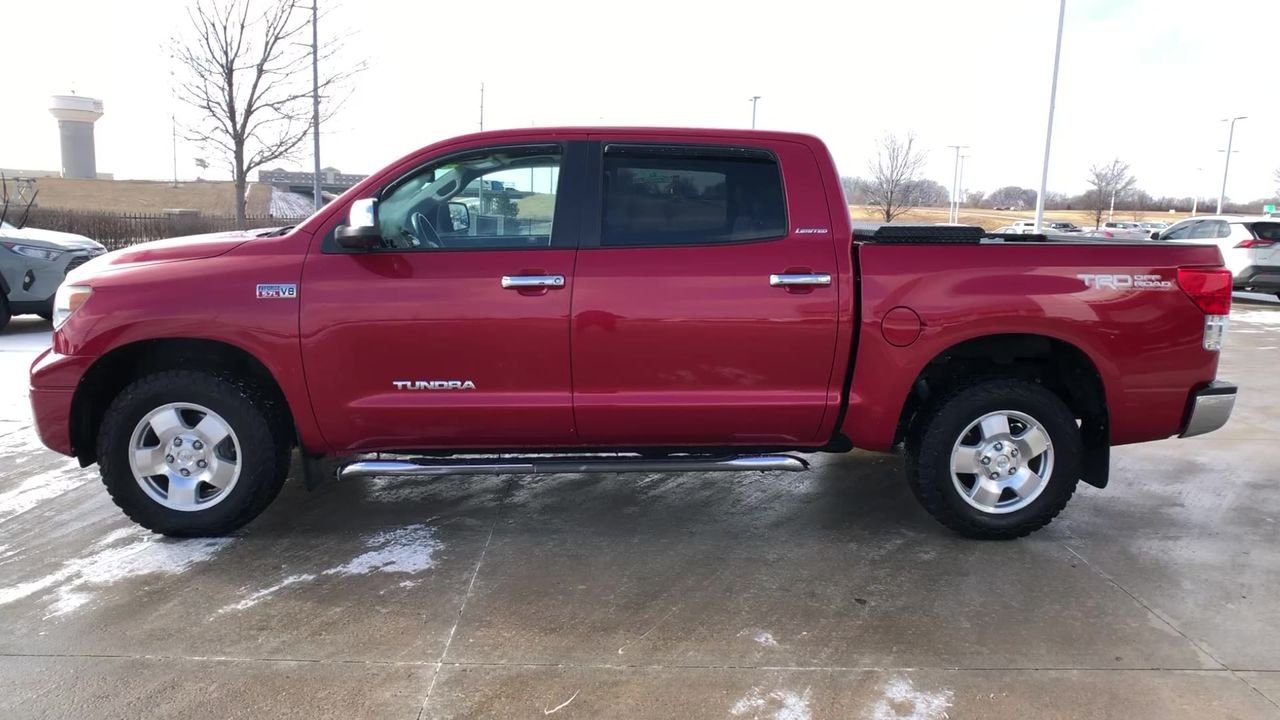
1156,215,1280,297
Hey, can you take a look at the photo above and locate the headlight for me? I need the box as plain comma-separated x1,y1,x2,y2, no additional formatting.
53,284,93,329
1,242,64,261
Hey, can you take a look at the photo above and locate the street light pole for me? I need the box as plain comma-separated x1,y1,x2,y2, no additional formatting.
310,1,321,211
1216,115,1246,214
957,154,969,220
749,96,761,129
946,145,968,223
1034,0,1066,232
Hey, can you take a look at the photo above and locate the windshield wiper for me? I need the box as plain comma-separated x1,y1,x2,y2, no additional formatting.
258,225,296,237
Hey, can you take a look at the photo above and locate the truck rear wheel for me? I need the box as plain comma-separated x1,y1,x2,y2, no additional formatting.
97,370,290,537
907,378,1081,539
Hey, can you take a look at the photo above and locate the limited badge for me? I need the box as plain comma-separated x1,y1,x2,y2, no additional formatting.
256,283,298,299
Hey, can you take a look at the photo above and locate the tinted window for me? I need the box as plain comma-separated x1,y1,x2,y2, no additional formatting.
601,147,786,247
376,145,561,251
1162,220,1200,240
1251,222,1280,241
1190,220,1228,239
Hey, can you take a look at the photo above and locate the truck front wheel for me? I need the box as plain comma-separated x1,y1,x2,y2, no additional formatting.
908,378,1081,540
97,370,290,537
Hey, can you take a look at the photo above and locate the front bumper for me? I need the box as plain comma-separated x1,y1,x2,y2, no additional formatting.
1180,381,1237,438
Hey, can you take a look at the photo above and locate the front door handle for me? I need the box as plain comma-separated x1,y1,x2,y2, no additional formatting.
769,273,831,287
501,275,565,289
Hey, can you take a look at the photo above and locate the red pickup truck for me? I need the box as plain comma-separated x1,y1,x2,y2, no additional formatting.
30,127,1237,540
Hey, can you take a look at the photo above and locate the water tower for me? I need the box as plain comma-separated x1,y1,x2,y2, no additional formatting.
48,95,105,179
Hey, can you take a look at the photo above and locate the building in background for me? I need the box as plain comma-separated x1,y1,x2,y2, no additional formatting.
48,95,105,179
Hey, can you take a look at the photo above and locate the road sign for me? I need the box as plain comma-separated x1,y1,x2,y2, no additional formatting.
1265,203,1276,214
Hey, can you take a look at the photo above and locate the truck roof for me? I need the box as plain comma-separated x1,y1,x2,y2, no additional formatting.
420,126,826,146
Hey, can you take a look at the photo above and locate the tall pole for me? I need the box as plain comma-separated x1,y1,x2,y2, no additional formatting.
957,154,968,219
946,145,967,223
171,113,178,188
310,1,321,211
479,82,485,131
1108,188,1116,222
1191,166,1203,216
1034,0,1066,232
750,96,761,129
1216,116,1246,214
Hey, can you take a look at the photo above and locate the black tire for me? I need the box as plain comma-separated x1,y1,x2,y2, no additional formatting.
0,296,10,332
907,378,1081,540
97,370,290,537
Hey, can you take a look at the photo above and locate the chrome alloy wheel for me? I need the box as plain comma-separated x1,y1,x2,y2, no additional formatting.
128,402,241,512
949,410,1054,514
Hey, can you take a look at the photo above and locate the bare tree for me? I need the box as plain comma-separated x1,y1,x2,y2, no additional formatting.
865,133,926,223
172,0,360,227
1273,166,1280,197
1086,159,1136,229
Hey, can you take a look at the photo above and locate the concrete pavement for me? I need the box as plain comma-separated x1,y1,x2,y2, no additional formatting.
1,307,1278,719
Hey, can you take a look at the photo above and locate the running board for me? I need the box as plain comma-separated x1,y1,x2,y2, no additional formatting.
338,454,809,480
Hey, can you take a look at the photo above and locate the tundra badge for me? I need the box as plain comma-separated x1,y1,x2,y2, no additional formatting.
393,380,477,390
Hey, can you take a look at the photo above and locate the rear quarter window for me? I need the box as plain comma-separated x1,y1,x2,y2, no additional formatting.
1251,222,1280,241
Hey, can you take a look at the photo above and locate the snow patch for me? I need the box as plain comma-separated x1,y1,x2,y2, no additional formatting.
0,465,95,523
731,686,811,720
220,523,441,612
325,524,441,575
1231,309,1280,327
738,627,779,647
0,526,233,618
869,676,953,720
222,573,317,612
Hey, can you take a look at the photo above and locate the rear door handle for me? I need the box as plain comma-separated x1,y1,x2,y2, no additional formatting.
769,273,831,287
501,275,565,289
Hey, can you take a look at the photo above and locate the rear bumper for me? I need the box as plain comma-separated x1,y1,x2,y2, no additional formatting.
1234,265,1280,292
1180,381,1236,438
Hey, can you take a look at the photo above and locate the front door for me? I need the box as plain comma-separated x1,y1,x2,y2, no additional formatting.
569,137,841,446
300,141,585,452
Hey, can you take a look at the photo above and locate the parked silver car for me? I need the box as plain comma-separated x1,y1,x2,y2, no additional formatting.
1,221,107,329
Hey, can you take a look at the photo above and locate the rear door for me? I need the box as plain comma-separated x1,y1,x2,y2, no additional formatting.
1242,221,1280,269
568,136,840,446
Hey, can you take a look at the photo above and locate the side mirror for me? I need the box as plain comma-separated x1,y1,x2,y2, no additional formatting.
335,197,382,250
447,201,471,232
1150,231,1160,240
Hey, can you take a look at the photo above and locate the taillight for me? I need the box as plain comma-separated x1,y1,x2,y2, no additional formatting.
1177,267,1232,315
1235,238,1276,249
1177,267,1232,351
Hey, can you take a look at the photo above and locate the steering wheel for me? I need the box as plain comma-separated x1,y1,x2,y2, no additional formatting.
409,211,443,249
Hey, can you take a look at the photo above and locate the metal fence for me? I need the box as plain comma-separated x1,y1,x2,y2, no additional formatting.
9,209,300,251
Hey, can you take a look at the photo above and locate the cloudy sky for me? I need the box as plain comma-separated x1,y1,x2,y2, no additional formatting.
3,0,1276,202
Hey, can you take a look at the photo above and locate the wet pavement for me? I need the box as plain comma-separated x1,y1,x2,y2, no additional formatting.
1,305,1279,720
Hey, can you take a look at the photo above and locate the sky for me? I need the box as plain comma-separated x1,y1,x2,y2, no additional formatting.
2,0,1277,202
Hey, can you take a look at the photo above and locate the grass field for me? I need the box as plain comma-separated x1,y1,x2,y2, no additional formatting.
12,177,273,216
849,205,1190,230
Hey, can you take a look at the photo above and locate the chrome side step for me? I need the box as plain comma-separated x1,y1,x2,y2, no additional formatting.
338,454,809,480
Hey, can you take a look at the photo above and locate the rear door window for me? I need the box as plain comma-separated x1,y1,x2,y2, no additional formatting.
1189,220,1228,240
1161,220,1200,240
600,146,787,247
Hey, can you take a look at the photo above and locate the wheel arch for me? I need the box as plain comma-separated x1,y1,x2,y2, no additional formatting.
897,333,1111,488
70,337,297,466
